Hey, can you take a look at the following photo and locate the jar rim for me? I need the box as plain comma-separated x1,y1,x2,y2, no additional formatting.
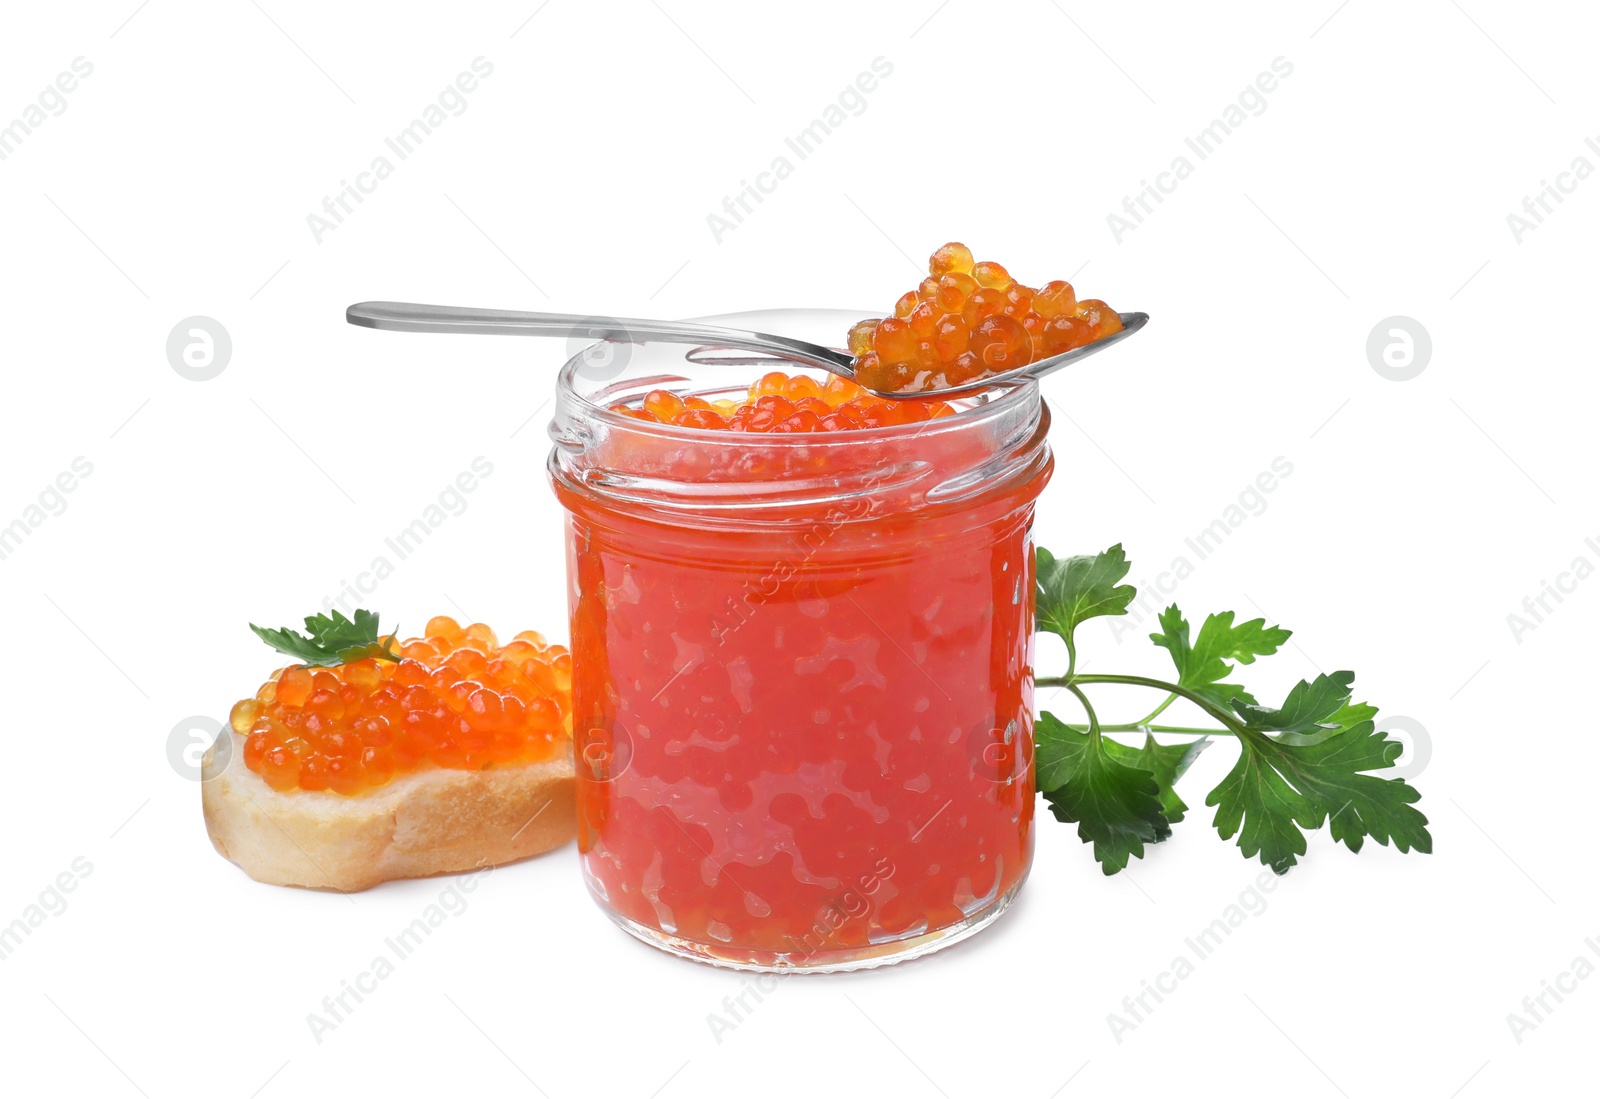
546,308,1051,524
551,307,1041,445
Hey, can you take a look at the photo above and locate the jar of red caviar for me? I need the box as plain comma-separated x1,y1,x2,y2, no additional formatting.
547,309,1053,971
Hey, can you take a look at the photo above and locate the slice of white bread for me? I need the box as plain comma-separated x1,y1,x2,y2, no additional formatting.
202,731,576,892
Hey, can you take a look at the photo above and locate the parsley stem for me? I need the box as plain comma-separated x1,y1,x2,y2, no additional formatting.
1063,683,1101,742
1039,673,1252,737
1100,723,1224,736
1132,693,1177,726
1069,673,1252,735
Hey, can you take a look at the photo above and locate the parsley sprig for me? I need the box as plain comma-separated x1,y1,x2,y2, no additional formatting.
249,609,400,667
1033,544,1431,875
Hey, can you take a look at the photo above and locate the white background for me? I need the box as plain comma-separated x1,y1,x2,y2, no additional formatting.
0,1,1593,1095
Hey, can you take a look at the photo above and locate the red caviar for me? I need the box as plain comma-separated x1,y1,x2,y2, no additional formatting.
611,372,955,431
230,617,572,796
851,242,1123,393
557,363,1048,967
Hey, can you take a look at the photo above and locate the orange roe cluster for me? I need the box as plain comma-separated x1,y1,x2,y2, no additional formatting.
229,617,572,796
609,371,956,431
849,241,1124,393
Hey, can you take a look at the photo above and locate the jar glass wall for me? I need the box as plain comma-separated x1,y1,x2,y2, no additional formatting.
547,310,1052,971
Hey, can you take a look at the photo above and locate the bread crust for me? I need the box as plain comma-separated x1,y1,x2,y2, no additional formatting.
202,731,575,891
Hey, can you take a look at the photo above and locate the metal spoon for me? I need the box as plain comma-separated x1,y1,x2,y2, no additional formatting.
345,301,1148,400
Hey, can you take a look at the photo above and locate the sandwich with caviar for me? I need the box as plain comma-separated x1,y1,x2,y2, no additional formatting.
203,610,575,891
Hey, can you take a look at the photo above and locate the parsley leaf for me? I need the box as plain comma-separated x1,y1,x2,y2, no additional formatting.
249,609,399,667
1203,738,1318,873
1206,672,1432,871
1104,734,1210,824
1031,538,1434,878
1149,605,1290,709
1231,671,1356,736
1277,699,1380,747
1036,545,1136,667
1280,720,1431,855
1036,712,1171,875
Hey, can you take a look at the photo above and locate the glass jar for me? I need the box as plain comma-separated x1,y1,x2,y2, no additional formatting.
547,309,1053,971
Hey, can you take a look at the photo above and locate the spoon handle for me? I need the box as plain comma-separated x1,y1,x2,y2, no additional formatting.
345,302,853,372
